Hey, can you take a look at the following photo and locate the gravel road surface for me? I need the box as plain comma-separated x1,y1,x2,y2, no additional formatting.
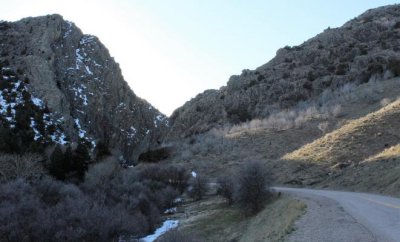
275,187,400,242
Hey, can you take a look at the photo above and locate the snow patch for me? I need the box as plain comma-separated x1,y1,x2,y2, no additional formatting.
75,49,84,70
71,85,89,106
154,114,167,128
31,97,44,107
84,65,93,75
164,207,177,214
63,21,73,38
173,197,183,204
139,220,179,242
80,35,95,45
30,118,42,141
74,118,95,146
117,102,126,109
74,118,86,138
191,171,197,178
93,60,102,67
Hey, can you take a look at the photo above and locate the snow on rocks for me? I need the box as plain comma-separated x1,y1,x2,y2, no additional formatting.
31,96,44,107
84,65,93,75
71,35,103,78
154,114,167,128
75,48,94,76
74,118,86,138
164,207,177,214
0,71,68,144
127,126,137,139
74,118,95,146
173,197,183,204
120,126,137,146
75,48,84,70
79,35,95,45
30,118,42,141
63,21,73,38
71,84,89,106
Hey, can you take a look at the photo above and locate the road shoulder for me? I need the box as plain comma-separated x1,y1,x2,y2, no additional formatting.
284,192,376,242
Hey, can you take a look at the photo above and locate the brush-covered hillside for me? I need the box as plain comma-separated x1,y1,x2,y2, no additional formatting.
166,4,400,141
163,5,400,198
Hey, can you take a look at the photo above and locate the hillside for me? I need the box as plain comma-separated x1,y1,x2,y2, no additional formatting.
283,99,400,165
281,92,400,196
167,4,400,140
0,15,168,161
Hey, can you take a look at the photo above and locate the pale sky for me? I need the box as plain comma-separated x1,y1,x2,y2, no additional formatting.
0,0,398,115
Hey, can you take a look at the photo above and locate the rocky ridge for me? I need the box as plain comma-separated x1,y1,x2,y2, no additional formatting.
167,4,400,139
0,14,168,161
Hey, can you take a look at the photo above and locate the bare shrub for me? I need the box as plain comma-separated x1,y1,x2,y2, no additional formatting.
172,130,236,160
228,102,331,133
83,156,121,189
0,153,44,182
217,175,235,205
331,104,342,118
380,98,391,107
236,161,271,214
188,175,208,201
318,121,329,134
0,159,190,241
0,177,148,241
138,164,189,193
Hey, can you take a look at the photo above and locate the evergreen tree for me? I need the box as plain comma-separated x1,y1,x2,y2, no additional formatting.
94,140,110,160
71,141,90,180
49,145,68,180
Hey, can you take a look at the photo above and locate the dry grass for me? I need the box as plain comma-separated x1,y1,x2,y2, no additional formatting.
364,144,400,162
169,195,305,242
318,142,400,197
283,99,400,166
239,196,306,242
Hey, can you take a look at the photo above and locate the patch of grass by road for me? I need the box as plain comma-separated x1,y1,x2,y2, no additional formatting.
173,195,305,242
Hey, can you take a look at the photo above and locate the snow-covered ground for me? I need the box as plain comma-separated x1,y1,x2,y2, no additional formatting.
139,220,179,242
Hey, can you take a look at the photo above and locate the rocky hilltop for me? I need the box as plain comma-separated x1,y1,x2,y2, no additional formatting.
0,14,168,161
167,4,400,139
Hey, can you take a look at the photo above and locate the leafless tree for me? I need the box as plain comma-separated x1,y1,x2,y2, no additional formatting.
236,161,271,214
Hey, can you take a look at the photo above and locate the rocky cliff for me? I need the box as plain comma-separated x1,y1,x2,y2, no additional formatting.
167,4,400,139
0,14,168,161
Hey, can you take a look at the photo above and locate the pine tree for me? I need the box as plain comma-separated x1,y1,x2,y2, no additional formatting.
94,140,110,160
49,145,68,180
71,141,90,180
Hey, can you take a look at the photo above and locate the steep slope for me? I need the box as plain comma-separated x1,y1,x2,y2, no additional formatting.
283,99,400,166
167,4,400,139
0,14,168,160
280,97,400,195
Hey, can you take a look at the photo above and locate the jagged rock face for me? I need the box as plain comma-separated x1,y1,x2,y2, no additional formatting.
0,14,168,160
167,4,400,139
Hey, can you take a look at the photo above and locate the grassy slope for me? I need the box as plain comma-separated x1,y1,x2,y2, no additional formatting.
218,79,400,194
279,85,400,195
167,195,305,242
283,99,400,165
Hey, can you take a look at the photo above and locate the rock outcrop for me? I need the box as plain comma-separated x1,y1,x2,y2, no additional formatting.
0,14,168,161
167,4,400,139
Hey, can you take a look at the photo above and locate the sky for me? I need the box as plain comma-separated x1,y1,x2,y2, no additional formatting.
0,0,399,115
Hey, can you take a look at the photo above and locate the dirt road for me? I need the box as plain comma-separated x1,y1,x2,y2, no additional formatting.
275,187,400,242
